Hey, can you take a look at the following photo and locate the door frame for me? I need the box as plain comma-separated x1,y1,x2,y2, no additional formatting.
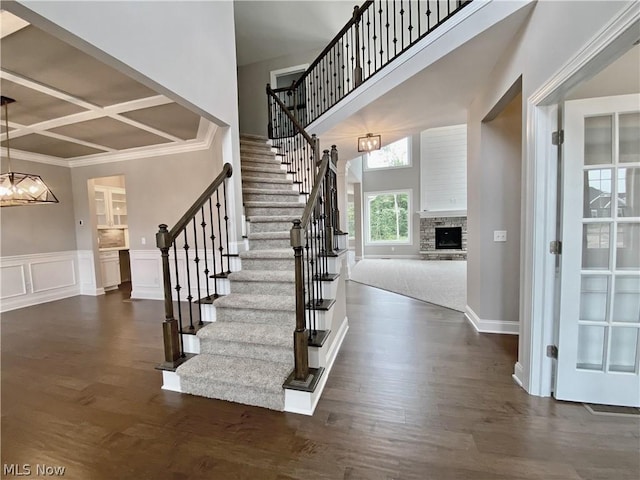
269,64,309,89
520,2,639,397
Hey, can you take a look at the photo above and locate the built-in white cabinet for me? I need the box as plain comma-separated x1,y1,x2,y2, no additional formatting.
100,251,121,290
95,186,127,228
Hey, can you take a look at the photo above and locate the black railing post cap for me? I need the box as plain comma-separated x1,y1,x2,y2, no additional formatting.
292,219,302,227
159,224,168,231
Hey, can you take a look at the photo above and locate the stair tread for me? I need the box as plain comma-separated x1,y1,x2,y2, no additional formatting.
228,270,294,283
248,231,290,240
214,293,295,311
198,322,292,347
244,201,304,208
242,165,287,174
243,188,299,196
247,215,299,223
240,133,269,141
177,354,291,392
242,176,292,184
239,249,293,259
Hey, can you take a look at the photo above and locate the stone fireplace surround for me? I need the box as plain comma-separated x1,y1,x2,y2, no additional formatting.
419,211,467,260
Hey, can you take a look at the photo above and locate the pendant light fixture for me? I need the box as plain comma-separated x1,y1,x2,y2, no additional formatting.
357,133,382,152
0,96,59,207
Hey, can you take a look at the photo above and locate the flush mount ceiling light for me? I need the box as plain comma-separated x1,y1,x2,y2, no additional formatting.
1,96,59,207
358,133,381,152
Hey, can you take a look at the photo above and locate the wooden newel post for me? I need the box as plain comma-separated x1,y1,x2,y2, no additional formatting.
330,144,343,234
156,224,181,364
353,6,363,87
290,219,310,382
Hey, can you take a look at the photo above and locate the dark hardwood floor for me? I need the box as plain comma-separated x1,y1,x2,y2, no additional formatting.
1,282,638,479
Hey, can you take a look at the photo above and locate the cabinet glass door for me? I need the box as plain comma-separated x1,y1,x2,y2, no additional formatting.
111,192,127,226
95,189,108,226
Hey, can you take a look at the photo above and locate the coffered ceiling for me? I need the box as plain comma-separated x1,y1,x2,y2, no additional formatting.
0,13,212,167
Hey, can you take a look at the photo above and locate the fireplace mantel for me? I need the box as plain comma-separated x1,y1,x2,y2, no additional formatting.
419,209,467,219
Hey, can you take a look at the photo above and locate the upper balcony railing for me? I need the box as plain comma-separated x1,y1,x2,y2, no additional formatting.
269,0,473,129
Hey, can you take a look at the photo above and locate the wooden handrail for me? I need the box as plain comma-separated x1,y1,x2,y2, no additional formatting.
300,150,330,230
291,1,373,91
266,85,315,145
168,163,233,241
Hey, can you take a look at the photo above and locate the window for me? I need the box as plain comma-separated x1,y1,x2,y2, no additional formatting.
347,196,356,240
365,190,411,244
365,137,410,170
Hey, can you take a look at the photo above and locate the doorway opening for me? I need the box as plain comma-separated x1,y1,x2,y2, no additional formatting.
88,175,131,298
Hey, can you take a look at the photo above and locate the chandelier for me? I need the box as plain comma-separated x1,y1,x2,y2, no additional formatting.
1,96,59,206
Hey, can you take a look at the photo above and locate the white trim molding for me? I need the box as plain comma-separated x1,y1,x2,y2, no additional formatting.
520,1,639,398
465,305,519,335
0,251,80,312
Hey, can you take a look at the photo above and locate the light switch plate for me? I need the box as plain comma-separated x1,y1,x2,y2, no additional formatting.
494,230,507,242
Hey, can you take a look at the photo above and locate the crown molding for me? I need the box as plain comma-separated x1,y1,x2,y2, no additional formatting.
3,122,217,169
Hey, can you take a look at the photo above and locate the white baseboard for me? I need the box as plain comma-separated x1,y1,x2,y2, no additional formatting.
309,315,349,369
512,361,525,388
0,251,81,312
161,370,182,392
285,316,349,415
464,305,519,335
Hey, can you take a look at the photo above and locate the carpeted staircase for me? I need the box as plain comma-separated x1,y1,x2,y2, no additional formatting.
176,133,303,411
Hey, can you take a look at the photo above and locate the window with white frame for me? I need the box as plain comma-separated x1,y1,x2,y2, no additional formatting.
365,137,410,170
365,190,411,244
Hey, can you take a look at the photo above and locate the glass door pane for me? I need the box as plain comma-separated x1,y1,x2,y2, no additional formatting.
95,190,107,226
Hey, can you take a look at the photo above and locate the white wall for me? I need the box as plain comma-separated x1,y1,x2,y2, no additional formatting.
420,124,467,212
237,47,321,136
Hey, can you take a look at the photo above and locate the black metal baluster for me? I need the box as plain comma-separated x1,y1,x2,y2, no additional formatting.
222,180,231,274
408,0,413,45
427,0,431,32
436,0,440,24
418,0,421,37
215,190,224,277
337,38,343,101
393,0,397,56
183,230,194,331
366,8,371,78
386,0,390,64
208,198,219,298
172,242,184,356
192,218,203,326
400,0,405,51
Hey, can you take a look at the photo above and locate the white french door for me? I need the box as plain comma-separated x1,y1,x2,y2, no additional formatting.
555,94,640,407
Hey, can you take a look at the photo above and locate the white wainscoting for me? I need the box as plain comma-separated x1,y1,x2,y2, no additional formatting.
0,251,80,312
77,250,104,296
130,249,236,301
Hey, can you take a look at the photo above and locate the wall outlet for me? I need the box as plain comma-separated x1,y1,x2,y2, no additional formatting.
141,237,146,245
494,230,507,242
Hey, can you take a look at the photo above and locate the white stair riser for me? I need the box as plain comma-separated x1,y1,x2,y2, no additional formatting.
306,305,334,331
182,333,201,354
336,234,348,250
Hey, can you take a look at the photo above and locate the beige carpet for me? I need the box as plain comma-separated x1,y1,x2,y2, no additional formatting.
349,259,466,312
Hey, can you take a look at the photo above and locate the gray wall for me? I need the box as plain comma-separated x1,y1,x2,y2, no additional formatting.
476,92,522,322
237,48,321,136
1,159,77,256
71,132,224,252
362,134,421,257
